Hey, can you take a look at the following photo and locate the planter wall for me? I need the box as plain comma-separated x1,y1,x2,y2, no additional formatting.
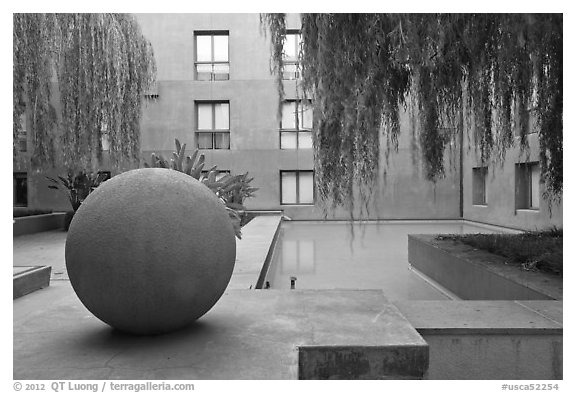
396,300,563,380
408,234,562,300
13,213,66,237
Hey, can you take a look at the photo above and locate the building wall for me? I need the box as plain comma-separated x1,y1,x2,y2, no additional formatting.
134,13,461,221
424,333,562,380
462,129,562,230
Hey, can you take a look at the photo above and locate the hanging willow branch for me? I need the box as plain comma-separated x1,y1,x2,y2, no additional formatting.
13,13,156,172
262,13,562,213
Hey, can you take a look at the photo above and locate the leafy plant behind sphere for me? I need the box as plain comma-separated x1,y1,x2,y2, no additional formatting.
46,171,109,211
145,139,258,239
262,13,563,215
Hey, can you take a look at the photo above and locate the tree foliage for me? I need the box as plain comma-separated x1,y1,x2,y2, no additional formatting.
13,13,156,172
261,13,562,213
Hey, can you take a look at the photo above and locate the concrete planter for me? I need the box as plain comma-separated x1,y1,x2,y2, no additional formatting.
13,213,66,237
396,300,563,379
13,266,52,299
408,234,562,300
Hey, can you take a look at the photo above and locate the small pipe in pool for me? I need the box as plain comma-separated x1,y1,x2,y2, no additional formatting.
290,276,297,289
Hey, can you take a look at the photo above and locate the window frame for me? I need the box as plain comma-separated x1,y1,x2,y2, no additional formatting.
195,101,231,150
200,169,230,182
279,100,313,150
194,31,230,81
515,162,541,210
17,113,27,152
472,166,488,206
279,170,315,205
282,30,301,80
13,172,28,207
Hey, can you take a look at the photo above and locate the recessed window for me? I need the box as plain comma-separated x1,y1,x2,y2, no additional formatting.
201,170,230,182
515,162,540,210
282,31,301,80
101,124,110,151
196,101,230,150
472,167,488,205
195,32,229,81
280,100,312,149
17,113,27,152
280,170,314,205
13,172,27,207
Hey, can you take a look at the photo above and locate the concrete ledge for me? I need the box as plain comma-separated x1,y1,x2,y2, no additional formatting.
255,220,282,289
228,215,282,289
395,300,562,379
395,300,563,334
294,290,429,379
408,234,562,300
13,213,66,237
244,210,283,215
13,266,52,299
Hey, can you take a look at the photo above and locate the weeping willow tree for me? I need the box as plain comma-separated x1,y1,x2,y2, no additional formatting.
13,13,156,172
261,14,562,215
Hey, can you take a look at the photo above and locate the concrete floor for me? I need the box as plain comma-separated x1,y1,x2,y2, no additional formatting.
14,283,428,379
13,230,68,280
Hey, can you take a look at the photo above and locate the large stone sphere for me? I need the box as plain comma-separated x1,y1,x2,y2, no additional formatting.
65,168,236,335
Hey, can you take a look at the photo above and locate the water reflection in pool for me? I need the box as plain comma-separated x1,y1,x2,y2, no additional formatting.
265,220,507,300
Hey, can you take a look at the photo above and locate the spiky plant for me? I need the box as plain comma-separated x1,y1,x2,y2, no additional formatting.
46,171,109,211
145,139,258,239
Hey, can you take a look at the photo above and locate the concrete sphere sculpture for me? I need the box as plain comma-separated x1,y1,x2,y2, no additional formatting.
65,168,236,335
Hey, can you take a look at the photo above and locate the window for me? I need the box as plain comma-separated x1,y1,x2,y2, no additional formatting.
280,100,313,149
282,31,301,80
196,101,230,150
17,113,27,152
13,172,27,207
101,124,110,151
280,171,314,205
515,162,540,210
201,170,230,182
472,167,488,205
195,32,229,81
